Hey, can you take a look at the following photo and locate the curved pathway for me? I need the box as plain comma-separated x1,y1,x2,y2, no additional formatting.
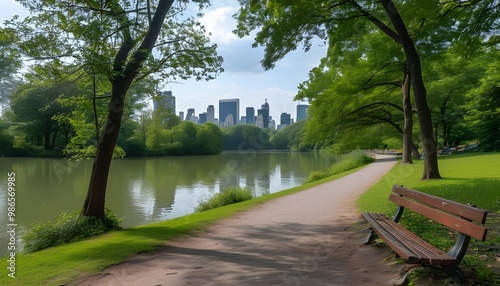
74,155,398,286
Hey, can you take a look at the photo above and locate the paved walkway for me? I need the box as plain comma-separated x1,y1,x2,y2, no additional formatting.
74,155,398,286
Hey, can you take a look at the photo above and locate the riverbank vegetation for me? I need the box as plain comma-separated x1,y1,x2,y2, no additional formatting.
196,187,254,212
22,210,121,253
306,151,375,182
357,153,500,284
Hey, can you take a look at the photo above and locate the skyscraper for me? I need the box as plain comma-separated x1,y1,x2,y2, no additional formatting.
199,112,207,124
260,99,270,128
219,99,239,126
280,112,291,125
153,91,175,113
186,108,195,122
297,104,309,121
207,105,215,124
179,111,184,121
246,107,255,125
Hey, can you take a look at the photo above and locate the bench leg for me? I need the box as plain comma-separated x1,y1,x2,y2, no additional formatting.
388,264,421,286
362,228,375,245
443,266,462,283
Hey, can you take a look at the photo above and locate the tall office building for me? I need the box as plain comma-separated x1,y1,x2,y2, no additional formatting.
258,99,270,128
186,108,195,122
297,104,309,121
153,91,175,113
219,99,239,126
179,111,184,121
199,112,207,124
246,107,255,125
280,112,291,125
255,114,264,128
207,105,215,124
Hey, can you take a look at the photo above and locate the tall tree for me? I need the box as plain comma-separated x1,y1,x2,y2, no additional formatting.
466,50,500,151
9,0,223,218
235,0,443,178
0,27,21,111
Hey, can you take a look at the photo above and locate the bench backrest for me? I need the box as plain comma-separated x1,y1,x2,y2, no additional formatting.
389,185,488,241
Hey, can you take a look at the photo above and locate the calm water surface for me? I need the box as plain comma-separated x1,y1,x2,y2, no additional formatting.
0,151,336,254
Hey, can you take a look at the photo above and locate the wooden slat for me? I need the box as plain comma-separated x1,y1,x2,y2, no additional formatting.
392,185,487,224
362,212,458,267
389,194,488,241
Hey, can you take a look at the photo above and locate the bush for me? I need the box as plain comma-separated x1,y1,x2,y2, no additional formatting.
23,209,121,253
306,151,375,183
196,187,254,212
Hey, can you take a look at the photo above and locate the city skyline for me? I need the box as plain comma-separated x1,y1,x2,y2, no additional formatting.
172,95,308,126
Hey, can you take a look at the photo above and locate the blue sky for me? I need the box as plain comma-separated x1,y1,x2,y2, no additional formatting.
0,0,327,121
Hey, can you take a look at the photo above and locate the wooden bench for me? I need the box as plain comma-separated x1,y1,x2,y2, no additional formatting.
361,185,488,285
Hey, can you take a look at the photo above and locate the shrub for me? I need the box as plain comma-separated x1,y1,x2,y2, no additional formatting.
306,151,375,183
196,187,254,212
23,209,121,253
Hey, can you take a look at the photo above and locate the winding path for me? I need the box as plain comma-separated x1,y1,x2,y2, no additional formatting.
74,154,398,286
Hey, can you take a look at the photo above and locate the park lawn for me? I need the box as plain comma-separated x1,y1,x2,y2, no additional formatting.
357,152,500,213
1,166,366,286
357,152,500,282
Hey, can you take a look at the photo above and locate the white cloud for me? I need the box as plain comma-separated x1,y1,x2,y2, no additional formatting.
201,6,239,45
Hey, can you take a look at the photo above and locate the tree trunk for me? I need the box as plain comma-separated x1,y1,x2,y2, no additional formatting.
411,141,420,159
401,67,413,164
82,81,128,218
51,125,60,151
44,130,51,151
82,0,174,219
381,0,441,179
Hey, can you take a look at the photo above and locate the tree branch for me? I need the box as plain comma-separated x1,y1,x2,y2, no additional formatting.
349,1,402,44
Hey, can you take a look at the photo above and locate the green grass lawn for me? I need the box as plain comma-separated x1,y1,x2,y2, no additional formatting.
357,152,500,283
357,152,499,213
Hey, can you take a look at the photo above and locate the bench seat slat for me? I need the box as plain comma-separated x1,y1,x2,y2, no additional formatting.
362,212,458,267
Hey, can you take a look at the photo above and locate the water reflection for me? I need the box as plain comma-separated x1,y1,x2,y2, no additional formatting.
0,151,336,255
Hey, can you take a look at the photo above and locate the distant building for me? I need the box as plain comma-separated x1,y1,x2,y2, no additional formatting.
246,107,255,125
153,91,175,113
219,99,239,126
179,111,184,121
240,116,247,125
223,114,234,127
280,112,291,125
199,112,207,124
269,118,275,130
189,115,198,124
207,105,215,124
186,108,195,122
260,99,270,128
255,114,264,128
297,104,309,121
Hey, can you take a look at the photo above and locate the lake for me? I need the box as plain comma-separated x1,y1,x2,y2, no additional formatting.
0,151,336,255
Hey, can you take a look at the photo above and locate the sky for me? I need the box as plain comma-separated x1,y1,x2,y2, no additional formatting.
0,0,327,122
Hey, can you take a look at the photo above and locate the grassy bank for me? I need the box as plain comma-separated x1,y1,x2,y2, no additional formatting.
1,162,369,285
357,152,500,283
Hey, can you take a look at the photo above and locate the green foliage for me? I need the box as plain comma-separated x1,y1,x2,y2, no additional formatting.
222,124,271,150
23,210,121,253
196,187,254,212
0,120,14,155
466,51,500,151
269,120,313,151
306,151,374,182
